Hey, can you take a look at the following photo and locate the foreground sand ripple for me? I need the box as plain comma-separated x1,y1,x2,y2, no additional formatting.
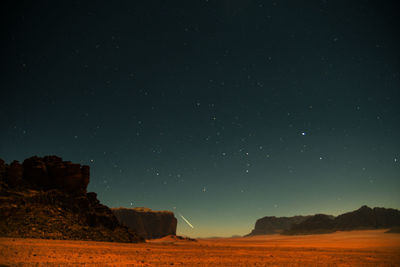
1,230,399,266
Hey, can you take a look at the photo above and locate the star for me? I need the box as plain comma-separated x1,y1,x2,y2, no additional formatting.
301,132,306,136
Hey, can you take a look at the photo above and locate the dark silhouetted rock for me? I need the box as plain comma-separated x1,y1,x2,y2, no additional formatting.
283,206,400,235
247,216,310,236
112,207,177,239
0,159,6,179
283,214,335,235
22,156,89,194
0,156,143,243
250,206,400,236
5,161,25,188
334,205,400,230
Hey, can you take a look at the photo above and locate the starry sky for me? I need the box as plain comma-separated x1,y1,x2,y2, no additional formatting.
1,0,399,237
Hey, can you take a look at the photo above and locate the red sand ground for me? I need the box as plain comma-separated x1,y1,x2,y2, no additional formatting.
1,230,399,266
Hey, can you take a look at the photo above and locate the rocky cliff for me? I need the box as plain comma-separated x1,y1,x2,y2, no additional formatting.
334,205,400,230
112,207,177,239
247,215,310,236
283,214,336,235
0,156,143,243
249,206,400,236
283,206,400,235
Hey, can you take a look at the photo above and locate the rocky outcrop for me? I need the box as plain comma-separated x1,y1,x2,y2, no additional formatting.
283,214,336,235
283,206,400,235
334,206,400,230
112,207,177,239
0,156,89,193
247,215,310,236
22,156,89,194
249,206,400,236
0,156,143,243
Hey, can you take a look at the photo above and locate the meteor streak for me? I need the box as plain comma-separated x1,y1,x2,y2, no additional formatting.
179,213,194,228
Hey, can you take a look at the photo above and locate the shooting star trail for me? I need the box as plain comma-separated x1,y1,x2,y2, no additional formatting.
179,213,194,228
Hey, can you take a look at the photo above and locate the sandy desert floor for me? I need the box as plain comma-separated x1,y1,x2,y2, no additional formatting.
1,229,399,266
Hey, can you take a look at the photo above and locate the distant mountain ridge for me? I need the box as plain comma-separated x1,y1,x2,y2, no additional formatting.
248,206,400,236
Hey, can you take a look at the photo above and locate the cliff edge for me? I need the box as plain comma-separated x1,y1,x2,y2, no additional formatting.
0,156,143,243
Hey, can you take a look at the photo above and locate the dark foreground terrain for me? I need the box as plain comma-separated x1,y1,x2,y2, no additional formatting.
1,230,399,266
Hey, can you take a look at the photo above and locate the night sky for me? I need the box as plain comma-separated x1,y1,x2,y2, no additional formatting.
1,0,399,237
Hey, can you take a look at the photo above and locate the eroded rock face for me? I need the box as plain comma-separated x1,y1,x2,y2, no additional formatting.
112,207,177,239
334,206,400,230
256,206,400,235
0,156,143,243
22,156,89,194
283,214,335,235
284,206,400,235
247,216,310,236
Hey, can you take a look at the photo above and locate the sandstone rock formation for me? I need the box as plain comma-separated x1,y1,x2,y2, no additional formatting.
247,215,310,236
334,205,400,230
249,206,400,236
283,206,400,235
112,207,177,239
22,156,89,193
282,214,336,235
0,156,143,243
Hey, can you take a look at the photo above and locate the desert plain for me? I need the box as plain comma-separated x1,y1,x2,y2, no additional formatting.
1,229,399,266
